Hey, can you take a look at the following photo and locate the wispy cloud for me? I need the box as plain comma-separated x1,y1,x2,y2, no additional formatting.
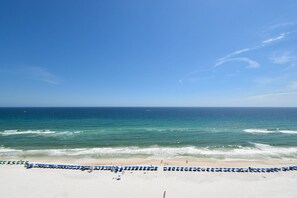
268,22,296,30
25,66,59,85
178,70,215,83
214,30,291,70
217,32,290,64
232,48,250,55
182,22,295,84
250,91,297,99
3,66,61,85
262,32,288,44
270,52,297,65
253,77,277,85
214,57,260,69
288,81,297,90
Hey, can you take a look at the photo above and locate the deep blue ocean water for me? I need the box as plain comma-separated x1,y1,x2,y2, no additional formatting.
0,107,297,160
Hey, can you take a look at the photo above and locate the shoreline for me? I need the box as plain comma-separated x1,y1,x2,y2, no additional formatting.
2,156,297,167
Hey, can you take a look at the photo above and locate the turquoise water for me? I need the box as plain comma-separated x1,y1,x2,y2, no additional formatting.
0,107,297,159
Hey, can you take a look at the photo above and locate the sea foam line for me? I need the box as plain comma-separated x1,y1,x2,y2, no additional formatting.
243,129,297,134
1,143,297,159
0,130,82,136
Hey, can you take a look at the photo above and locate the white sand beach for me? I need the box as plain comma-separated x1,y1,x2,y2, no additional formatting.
1,162,297,198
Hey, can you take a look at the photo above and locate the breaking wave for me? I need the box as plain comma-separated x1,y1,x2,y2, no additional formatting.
0,130,82,136
243,129,297,134
1,143,297,160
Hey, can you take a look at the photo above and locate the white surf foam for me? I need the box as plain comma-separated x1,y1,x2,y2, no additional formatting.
243,128,297,134
0,130,82,136
278,130,297,134
1,143,297,160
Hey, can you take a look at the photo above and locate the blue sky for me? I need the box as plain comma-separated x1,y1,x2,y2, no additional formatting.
1,0,297,107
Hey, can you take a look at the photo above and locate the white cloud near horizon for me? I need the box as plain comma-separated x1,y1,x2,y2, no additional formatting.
250,91,297,99
288,81,297,90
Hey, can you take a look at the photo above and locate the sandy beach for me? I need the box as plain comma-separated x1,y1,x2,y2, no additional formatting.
1,159,297,198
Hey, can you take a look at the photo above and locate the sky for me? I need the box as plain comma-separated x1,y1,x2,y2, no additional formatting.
1,0,297,107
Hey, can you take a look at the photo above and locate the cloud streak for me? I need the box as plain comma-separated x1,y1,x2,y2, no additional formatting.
262,32,288,44
26,66,59,85
214,33,289,67
182,22,295,84
214,57,260,69
0,66,60,85
250,91,297,99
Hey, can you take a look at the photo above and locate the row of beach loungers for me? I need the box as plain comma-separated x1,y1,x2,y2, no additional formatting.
163,166,297,172
0,160,28,165
25,163,158,172
3,160,297,173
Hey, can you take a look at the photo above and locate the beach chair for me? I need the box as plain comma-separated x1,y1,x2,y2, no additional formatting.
163,167,167,171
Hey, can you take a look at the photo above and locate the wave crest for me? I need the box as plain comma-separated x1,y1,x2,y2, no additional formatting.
244,128,297,134
1,143,297,160
0,130,82,136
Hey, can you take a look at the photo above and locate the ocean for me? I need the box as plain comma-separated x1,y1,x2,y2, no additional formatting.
1,107,297,160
